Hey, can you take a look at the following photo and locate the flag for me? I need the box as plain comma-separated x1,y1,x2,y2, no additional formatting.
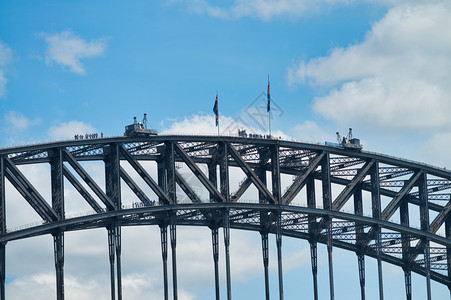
267,74,270,112
213,91,219,126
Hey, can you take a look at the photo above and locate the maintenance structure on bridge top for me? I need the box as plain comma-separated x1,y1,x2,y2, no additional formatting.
0,135,450,300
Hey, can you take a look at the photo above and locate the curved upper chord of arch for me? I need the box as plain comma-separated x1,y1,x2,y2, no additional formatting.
0,135,450,300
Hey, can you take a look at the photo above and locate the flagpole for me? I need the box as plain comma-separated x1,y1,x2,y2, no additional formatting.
217,90,220,136
269,111,271,137
268,74,271,137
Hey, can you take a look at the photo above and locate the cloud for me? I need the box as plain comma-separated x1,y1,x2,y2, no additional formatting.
0,41,13,98
48,120,97,140
416,131,451,168
161,112,292,141
292,120,336,143
161,113,250,136
161,114,229,135
3,111,41,132
170,0,355,20
288,3,451,132
41,31,107,75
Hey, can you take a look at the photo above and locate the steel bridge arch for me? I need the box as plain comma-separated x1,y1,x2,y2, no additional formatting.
0,135,450,300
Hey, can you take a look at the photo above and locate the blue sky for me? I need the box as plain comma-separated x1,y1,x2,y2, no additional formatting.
1,0,450,299
0,1,385,144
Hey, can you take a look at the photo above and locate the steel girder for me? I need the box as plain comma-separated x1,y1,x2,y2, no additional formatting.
49,148,65,300
4,156,58,222
0,136,450,298
0,157,5,300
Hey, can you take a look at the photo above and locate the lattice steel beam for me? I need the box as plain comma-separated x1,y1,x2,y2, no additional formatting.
173,143,225,203
4,157,58,222
0,157,6,300
119,145,171,204
381,170,422,221
430,201,451,232
63,165,104,213
175,170,202,203
119,166,152,205
271,145,282,204
332,160,374,211
63,149,116,211
1,136,451,299
232,148,270,202
282,151,325,205
49,148,65,300
227,143,275,204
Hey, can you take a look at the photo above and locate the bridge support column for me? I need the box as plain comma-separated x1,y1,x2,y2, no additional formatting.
53,230,64,300
170,215,178,300
270,144,282,300
309,241,318,300
370,162,383,300
219,143,231,300
418,173,431,300
105,144,122,300
320,153,334,300
403,268,412,300
423,239,431,300
223,209,231,300
376,226,384,300
211,227,220,300
50,148,65,300
0,243,4,300
354,186,365,300
276,212,283,300
0,156,6,300
261,232,270,300
257,148,270,300
307,175,318,300
357,253,365,300
160,225,169,300
108,227,116,300
327,218,334,300
400,198,411,300
115,225,122,300
446,216,451,296
270,145,281,205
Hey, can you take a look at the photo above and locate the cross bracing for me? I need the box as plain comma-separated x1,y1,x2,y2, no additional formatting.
0,135,450,300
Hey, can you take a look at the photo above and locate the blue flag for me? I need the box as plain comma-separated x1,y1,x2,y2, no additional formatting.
213,92,218,126
267,75,270,112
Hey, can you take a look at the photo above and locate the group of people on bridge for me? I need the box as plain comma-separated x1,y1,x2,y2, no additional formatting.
74,133,103,140
238,129,272,139
132,200,157,208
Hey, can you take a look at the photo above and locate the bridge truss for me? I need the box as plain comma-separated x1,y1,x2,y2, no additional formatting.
0,135,450,300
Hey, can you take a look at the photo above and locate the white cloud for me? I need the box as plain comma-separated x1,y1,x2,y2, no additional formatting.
7,273,56,300
416,131,451,168
41,31,107,75
172,0,449,21
288,3,451,132
0,41,13,98
3,111,41,132
0,42,12,67
161,113,247,136
293,120,335,143
161,113,292,141
170,0,355,20
48,120,96,140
